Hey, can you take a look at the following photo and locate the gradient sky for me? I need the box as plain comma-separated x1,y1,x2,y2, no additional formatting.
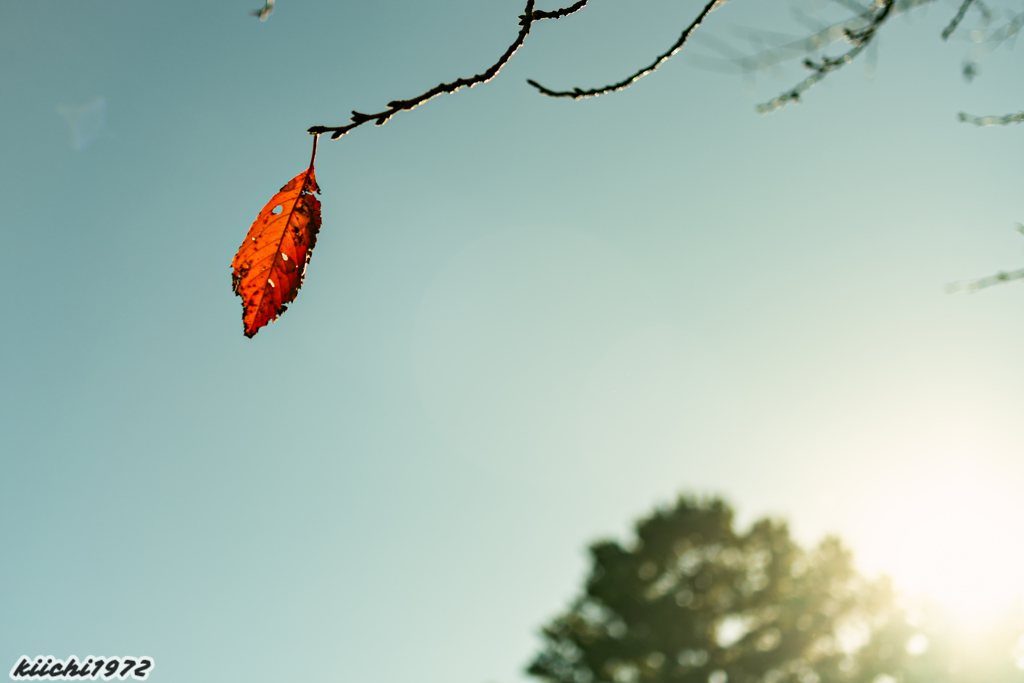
2,0,1024,681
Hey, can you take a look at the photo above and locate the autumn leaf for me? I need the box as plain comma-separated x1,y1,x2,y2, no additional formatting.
232,136,322,337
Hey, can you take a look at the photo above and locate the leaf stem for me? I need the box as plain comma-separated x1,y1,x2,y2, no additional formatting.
309,133,320,170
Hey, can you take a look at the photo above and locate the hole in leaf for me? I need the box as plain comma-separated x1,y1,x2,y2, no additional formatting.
271,205,283,215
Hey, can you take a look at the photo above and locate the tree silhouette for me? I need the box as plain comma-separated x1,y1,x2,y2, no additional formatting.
527,497,924,683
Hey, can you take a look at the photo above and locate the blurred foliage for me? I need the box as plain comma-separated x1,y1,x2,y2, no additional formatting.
528,496,1024,683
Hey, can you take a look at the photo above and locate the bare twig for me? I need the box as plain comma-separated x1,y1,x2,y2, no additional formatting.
757,0,894,113
958,110,1024,125
948,267,1024,292
949,226,1024,292
942,0,976,39
526,0,726,100
307,0,590,140
534,0,590,20
685,0,936,93
251,0,274,21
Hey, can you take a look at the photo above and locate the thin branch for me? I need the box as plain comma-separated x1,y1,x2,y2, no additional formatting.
250,0,274,21
308,0,590,140
948,267,1024,292
757,0,894,113
526,0,726,100
534,0,590,20
685,0,935,90
948,226,1024,292
942,0,975,39
958,110,1024,125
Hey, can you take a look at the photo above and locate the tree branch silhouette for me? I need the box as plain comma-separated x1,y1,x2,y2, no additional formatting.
307,0,590,140
958,110,1024,126
757,0,894,113
679,0,937,93
525,0,725,100
533,0,590,21
949,267,1024,292
942,0,976,39
948,226,1024,293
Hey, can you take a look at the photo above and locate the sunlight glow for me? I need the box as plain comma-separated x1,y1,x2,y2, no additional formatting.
856,459,1024,624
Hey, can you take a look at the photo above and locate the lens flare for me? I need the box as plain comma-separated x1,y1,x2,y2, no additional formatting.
855,459,1024,624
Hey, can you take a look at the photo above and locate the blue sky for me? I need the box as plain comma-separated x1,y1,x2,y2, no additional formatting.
2,0,1024,681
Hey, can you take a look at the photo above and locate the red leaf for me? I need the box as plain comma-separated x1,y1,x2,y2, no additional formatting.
232,138,322,337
